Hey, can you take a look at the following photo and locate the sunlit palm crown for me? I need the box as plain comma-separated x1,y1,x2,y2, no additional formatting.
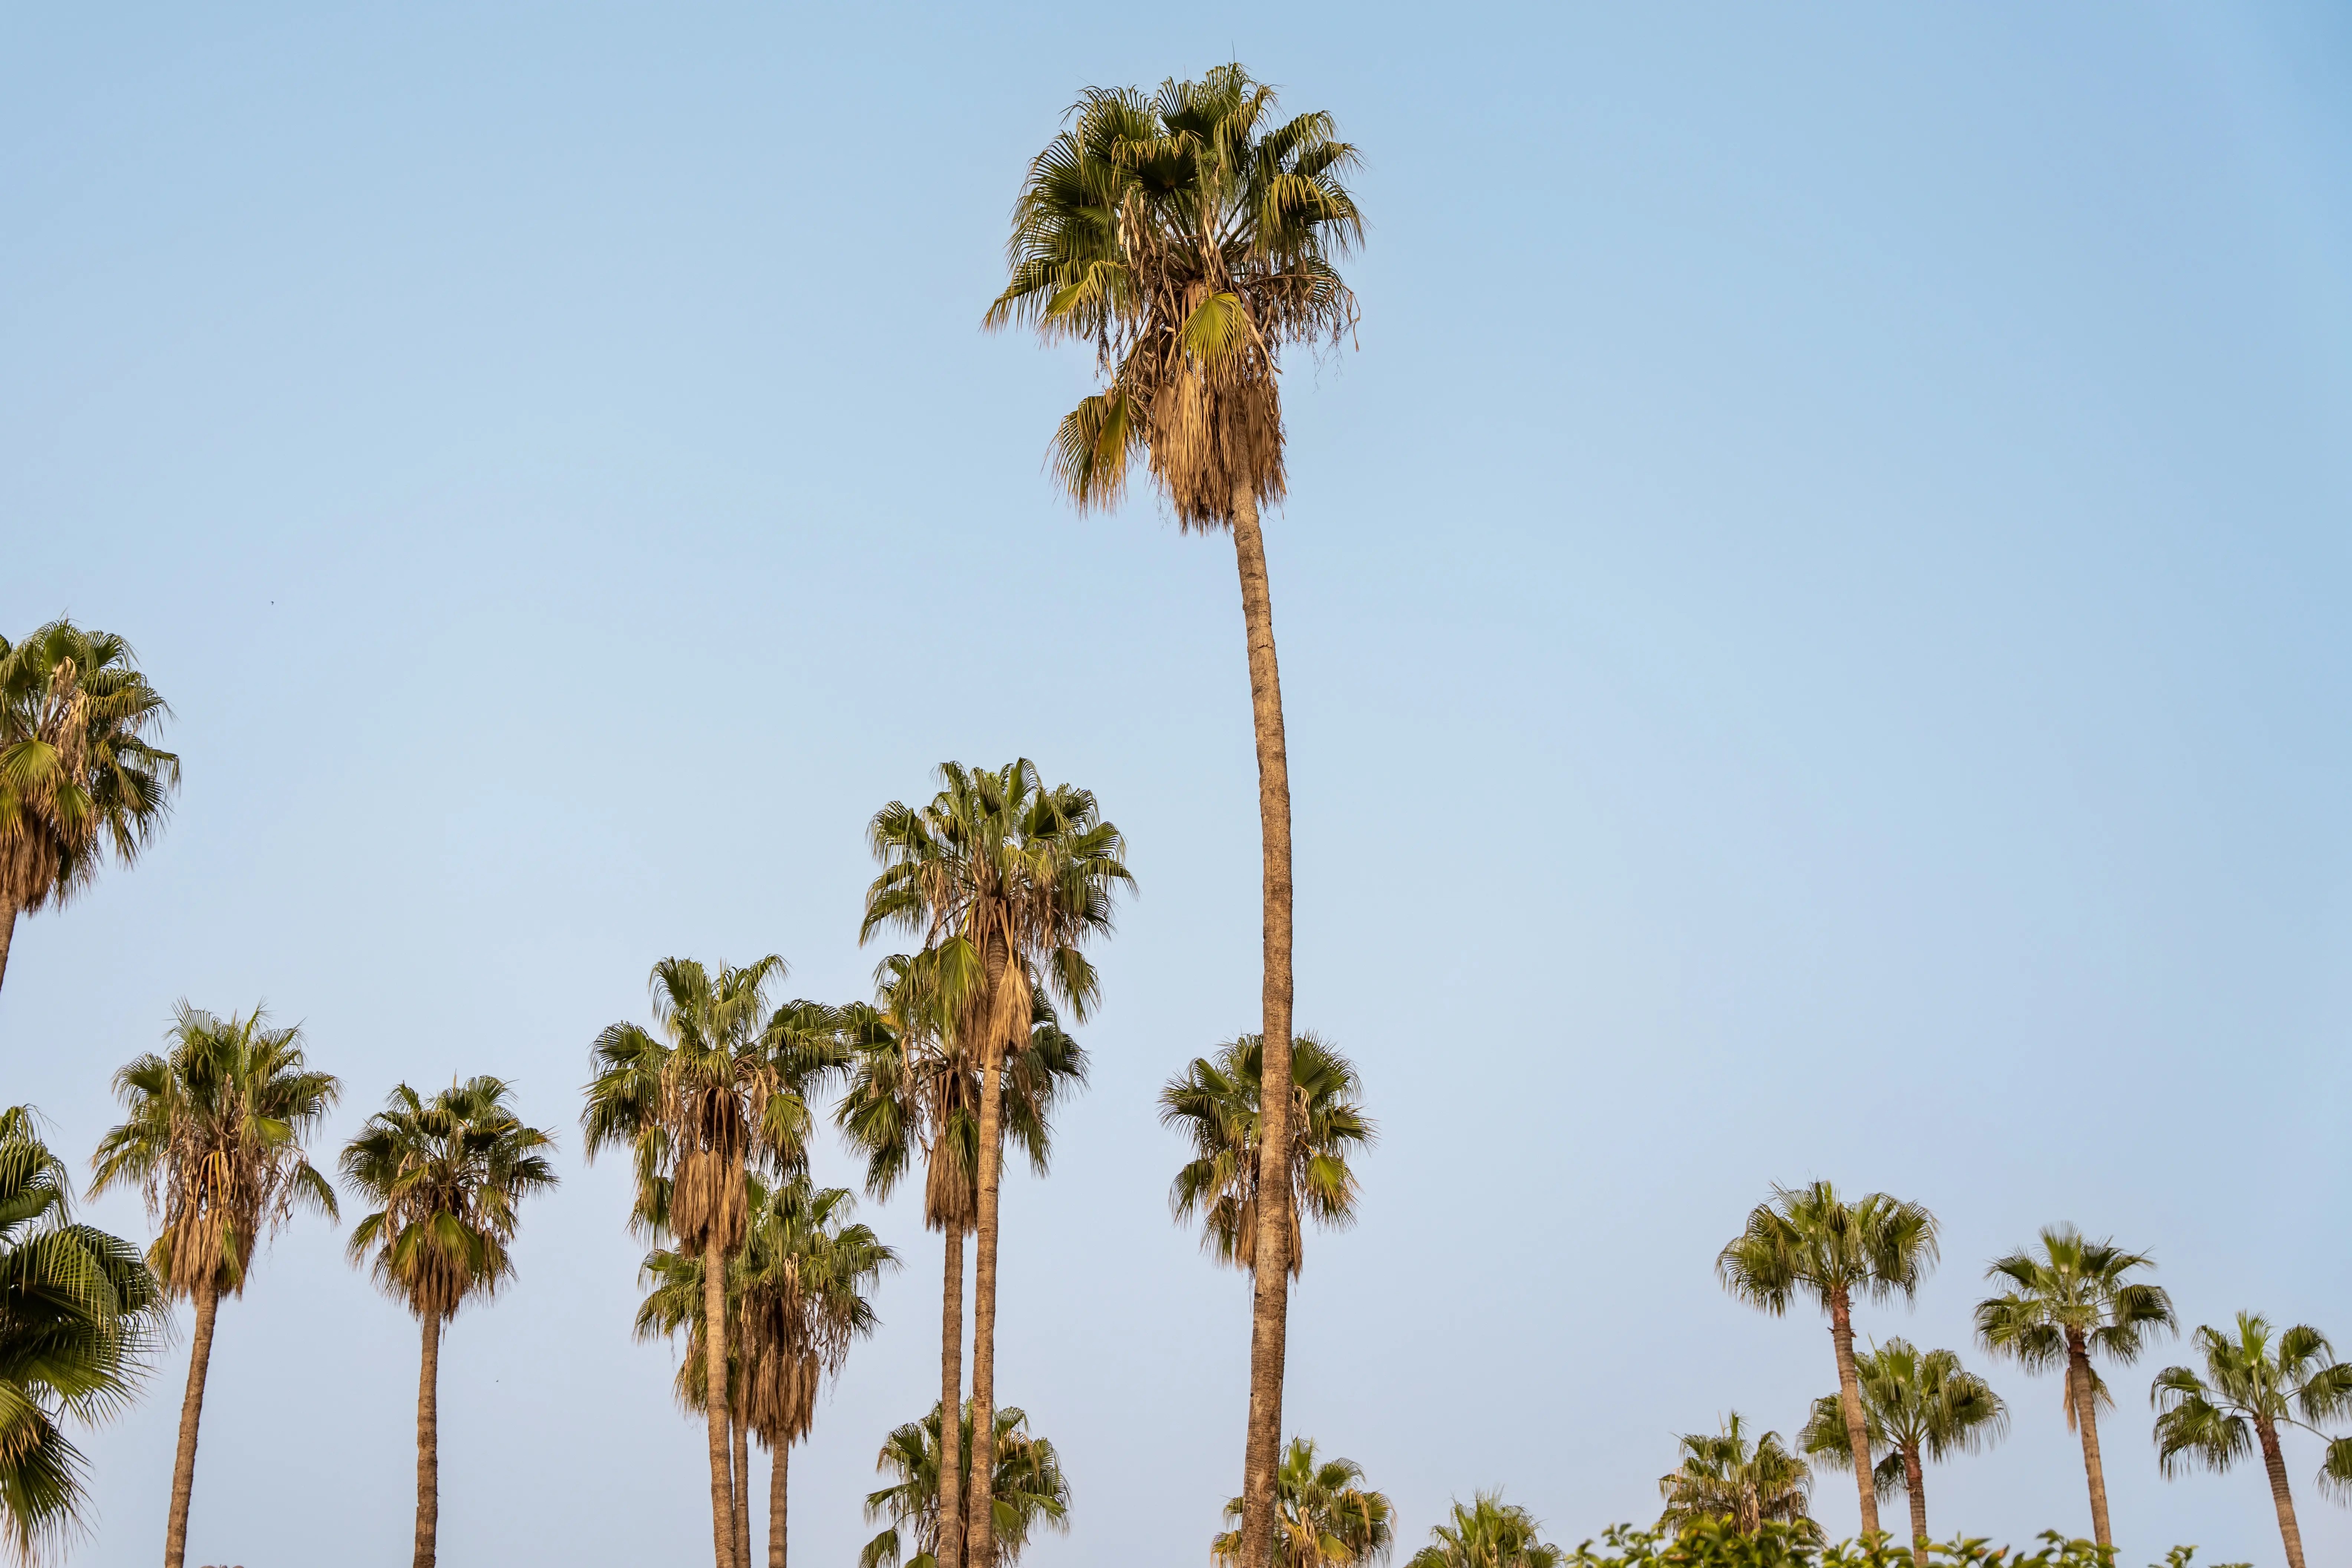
1799,1339,2007,1494
0,621,178,914
985,63,1362,528
1213,1437,1393,1568
1406,1493,1559,1568
1657,1414,1815,1537
733,1173,894,1446
1717,1182,1939,1312
340,1076,558,1324
1975,1225,2175,1375
2151,1312,2352,1495
861,1403,1070,1568
89,1005,340,1299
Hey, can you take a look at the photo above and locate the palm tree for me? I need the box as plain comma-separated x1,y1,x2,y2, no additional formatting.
340,1077,558,1568
1405,1494,1558,1568
582,958,841,1568
0,1107,164,1565
987,68,1361,1568
1161,1032,1372,1278
736,1174,896,1568
836,954,1087,1568
1656,1413,1815,1539
2151,1313,2352,1568
1212,1438,1393,1568
861,760,1128,1568
0,620,178,995
1975,1225,2176,1550
861,1403,1070,1568
88,1005,339,1568
1716,1182,1937,1539
1798,1338,2006,1556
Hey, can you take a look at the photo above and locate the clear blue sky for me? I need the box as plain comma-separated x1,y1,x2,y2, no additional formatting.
6,5,2350,1566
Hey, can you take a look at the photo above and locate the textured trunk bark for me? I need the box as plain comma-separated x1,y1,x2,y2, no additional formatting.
1230,483,1296,1568
163,1281,220,1568
1828,1290,1880,1538
1902,1442,1927,1559
703,1234,737,1568
413,1315,441,1568
937,1225,967,1568
0,893,17,997
768,1436,788,1568
732,1409,752,1568
2257,1418,2306,1568
966,1039,1007,1568
2066,1339,2112,1549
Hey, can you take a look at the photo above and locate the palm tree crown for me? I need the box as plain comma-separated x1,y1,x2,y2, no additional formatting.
1657,1414,1815,1538
734,1175,896,1450
1799,1339,2005,1553
861,1403,1071,1568
1405,1494,1558,1568
1213,1438,1394,1568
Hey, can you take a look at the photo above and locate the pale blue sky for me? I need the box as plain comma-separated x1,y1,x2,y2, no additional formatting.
5,5,2351,1567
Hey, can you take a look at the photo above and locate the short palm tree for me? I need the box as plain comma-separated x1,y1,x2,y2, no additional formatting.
836,952,1085,1568
1161,1032,1371,1279
2151,1312,2352,1568
1406,1494,1558,1568
88,1005,339,1568
341,1077,557,1568
582,958,841,1568
0,1107,164,1565
0,620,178,995
1656,1414,1815,1538
1975,1225,2175,1549
1213,1438,1393,1568
1798,1338,2006,1556
987,68,1361,1568
1717,1182,1937,1539
861,1403,1070,1568
861,761,1128,1568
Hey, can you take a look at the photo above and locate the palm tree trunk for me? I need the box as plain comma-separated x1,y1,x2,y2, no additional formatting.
937,1225,968,1568
732,1408,753,1568
1230,483,1296,1568
2257,1418,2307,1568
768,1436,788,1568
0,892,17,995
1902,1442,1927,1559
1827,1289,1880,1538
703,1234,738,1568
413,1314,442,1568
966,1041,1008,1568
2066,1341,2112,1549
162,1281,220,1568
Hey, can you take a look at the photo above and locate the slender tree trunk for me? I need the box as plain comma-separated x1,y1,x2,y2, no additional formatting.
163,1281,220,1568
768,1436,788,1568
413,1314,442,1568
2066,1341,2112,1549
1828,1290,1880,1538
966,1041,1008,1568
0,893,17,997
703,1234,737,1568
1230,484,1296,1568
732,1408,753,1568
1902,1442,1927,1559
2257,1418,2306,1568
937,1225,968,1568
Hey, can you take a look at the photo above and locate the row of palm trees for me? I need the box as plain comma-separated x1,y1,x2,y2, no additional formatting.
1677,1182,2352,1567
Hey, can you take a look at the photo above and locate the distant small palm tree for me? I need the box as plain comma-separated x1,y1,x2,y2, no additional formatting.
1717,1182,1938,1538
1657,1413,1815,1538
0,620,178,995
1161,1033,1372,1279
1405,1494,1558,1568
341,1077,558,1568
1799,1338,2006,1555
1976,1225,2175,1550
1213,1438,1393,1568
2151,1312,2352,1568
0,1107,164,1565
89,1006,339,1568
861,1403,1070,1568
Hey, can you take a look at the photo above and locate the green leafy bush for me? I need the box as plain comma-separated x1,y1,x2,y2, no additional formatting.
1561,1521,2247,1568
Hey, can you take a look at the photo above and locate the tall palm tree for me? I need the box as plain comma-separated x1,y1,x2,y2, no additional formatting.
861,1403,1070,1568
2151,1313,2352,1568
861,760,1128,1568
1975,1225,2176,1550
340,1077,558,1568
1656,1414,1815,1539
1212,1438,1393,1568
1798,1338,2006,1556
987,68,1362,1568
582,959,841,1568
1161,1032,1371,1279
0,621,178,995
0,1107,164,1565
88,1005,339,1568
1405,1495,1558,1568
736,1174,896,1568
1716,1182,1936,1540
836,953,1086,1568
